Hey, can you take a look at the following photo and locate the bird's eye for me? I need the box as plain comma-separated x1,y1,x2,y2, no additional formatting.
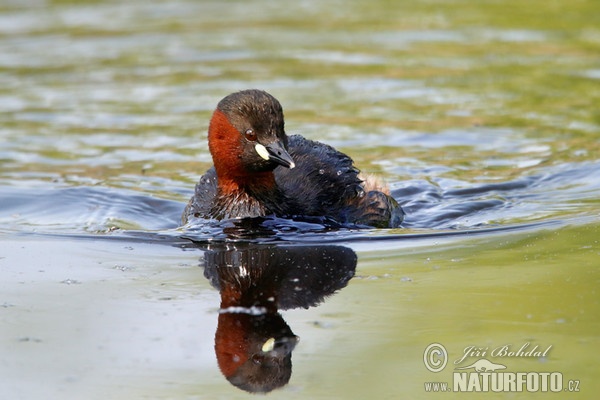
244,129,257,141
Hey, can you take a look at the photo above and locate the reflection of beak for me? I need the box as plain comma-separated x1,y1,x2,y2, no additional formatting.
255,141,295,169
262,335,299,355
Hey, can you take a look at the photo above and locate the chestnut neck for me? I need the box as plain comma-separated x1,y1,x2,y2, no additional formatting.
208,109,279,197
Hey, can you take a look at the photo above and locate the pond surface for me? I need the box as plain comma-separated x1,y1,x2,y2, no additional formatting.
1,0,599,399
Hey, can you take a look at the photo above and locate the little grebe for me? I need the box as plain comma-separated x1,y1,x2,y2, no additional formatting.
182,89,403,228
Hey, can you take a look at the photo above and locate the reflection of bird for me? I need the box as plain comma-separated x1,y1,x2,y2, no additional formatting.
183,89,403,228
215,310,298,393
204,243,357,393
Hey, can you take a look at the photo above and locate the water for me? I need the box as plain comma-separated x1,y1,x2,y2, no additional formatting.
1,0,599,398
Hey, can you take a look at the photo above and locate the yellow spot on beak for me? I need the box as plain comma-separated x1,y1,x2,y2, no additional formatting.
255,143,270,161
262,337,275,353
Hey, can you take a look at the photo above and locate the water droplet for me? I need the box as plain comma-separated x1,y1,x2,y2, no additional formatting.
318,169,325,174
60,278,81,285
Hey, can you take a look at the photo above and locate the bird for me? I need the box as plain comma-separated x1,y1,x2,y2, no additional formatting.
182,89,403,228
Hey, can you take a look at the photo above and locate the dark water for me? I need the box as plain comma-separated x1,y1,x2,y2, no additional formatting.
1,0,599,399
2,158,598,237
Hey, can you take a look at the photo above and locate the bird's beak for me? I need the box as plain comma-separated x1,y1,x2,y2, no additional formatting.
255,141,295,169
